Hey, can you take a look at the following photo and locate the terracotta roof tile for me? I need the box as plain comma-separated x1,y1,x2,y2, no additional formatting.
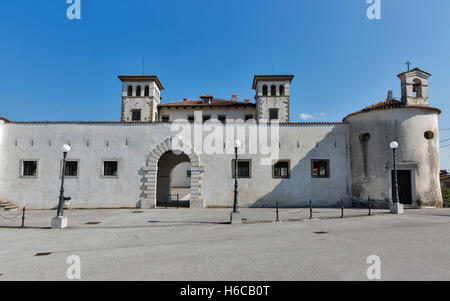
159,98,255,108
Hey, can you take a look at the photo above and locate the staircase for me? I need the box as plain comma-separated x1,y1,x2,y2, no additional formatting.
0,200,20,212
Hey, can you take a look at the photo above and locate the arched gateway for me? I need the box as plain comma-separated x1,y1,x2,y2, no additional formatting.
141,137,204,209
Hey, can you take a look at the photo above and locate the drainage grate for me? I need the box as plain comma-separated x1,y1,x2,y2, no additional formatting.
85,222,101,225
314,231,329,235
34,252,52,256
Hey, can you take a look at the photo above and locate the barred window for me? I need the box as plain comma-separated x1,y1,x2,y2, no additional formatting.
232,160,251,178
104,161,118,177
64,161,79,177
311,160,330,178
22,161,38,177
273,161,290,178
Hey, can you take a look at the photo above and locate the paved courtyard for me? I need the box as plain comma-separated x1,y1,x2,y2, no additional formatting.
0,208,449,281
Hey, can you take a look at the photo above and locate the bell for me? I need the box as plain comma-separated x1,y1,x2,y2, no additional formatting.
413,84,419,93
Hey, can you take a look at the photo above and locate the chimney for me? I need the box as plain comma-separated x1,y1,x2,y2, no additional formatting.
387,90,393,100
231,94,238,102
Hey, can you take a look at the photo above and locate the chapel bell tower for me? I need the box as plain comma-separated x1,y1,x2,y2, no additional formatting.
119,75,164,122
397,68,430,107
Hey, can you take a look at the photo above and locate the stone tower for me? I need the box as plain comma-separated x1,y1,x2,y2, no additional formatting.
397,68,431,107
119,75,164,122
252,75,294,122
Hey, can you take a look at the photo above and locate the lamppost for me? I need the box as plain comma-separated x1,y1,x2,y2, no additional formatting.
51,144,72,229
230,140,242,224
389,141,404,214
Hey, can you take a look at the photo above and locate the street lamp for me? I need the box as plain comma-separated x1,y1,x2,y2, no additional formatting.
51,144,72,229
389,141,404,214
230,140,242,224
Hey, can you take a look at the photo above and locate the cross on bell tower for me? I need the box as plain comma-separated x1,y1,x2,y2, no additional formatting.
406,61,411,71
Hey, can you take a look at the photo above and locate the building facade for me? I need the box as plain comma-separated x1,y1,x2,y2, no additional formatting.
0,69,443,209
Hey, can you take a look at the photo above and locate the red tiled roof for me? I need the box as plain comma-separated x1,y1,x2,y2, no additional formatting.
441,175,450,181
0,117,10,123
159,98,255,108
343,98,441,122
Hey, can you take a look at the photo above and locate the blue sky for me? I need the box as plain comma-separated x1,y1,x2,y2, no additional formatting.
0,0,449,167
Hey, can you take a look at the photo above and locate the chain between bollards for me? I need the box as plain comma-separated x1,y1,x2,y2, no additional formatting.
21,207,26,228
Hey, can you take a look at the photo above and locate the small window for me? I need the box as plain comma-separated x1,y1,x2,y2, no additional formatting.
424,131,434,140
245,115,254,121
269,109,279,121
64,161,79,177
273,161,290,178
103,161,118,177
311,160,330,178
127,85,133,96
21,160,38,177
144,85,150,96
218,115,226,123
136,86,142,97
188,115,195,123
232,160,251,178
262,85,268,96
279,85,285,96
359,133,371,142
203,115,211,123
271,85,277,96
187,170,192,178
132,109,142,121
161,116,170,123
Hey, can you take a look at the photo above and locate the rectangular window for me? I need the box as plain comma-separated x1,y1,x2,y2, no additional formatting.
103,161,118,177
203,115,211,123
64,161,79,177
269,109,279,121
232,160,251,178
311,160,330,178
218,115,226,123
21,160,38,177
273,161,290,178
132,109,142,121
188,115,195,123
245,115,254,121
187,170,192,178
161,116,170,122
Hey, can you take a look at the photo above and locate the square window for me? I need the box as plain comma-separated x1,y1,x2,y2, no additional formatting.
22,161,38,177
132,109,142,121
64,161,79,177
245,115,254,121
104,161,118,177
218,115,226,123
273,161,290,178
232,160,251,178
161,116,170,123
187,170,192,178
269,109,279,121
311,160,330,178
188,115,195,123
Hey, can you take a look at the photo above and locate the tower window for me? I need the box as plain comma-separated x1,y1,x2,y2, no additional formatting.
218,115,226,123
203,115,211,123
161,116,170,123
279,85,285,96
144,86,150,96
412,79,422,98
127,85,133,96
271,85,276,96
136,86,142,97
269,109,279,121
64,161,79,177
188,115,195,123
132,109,142,121
262,85,268,96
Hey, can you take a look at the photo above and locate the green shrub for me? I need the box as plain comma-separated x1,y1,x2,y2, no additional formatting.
443,186,450,207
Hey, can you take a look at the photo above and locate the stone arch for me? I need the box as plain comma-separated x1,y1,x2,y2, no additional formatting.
141,136,204,209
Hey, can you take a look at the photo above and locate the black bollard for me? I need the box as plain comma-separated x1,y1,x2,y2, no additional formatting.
341,197,344,218
309,199,313,220
177,194,180,210
21,207,25,228
276,202,280,222
368,197,372,216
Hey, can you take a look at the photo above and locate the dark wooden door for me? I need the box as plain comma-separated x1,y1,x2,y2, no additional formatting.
391,170,412,205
